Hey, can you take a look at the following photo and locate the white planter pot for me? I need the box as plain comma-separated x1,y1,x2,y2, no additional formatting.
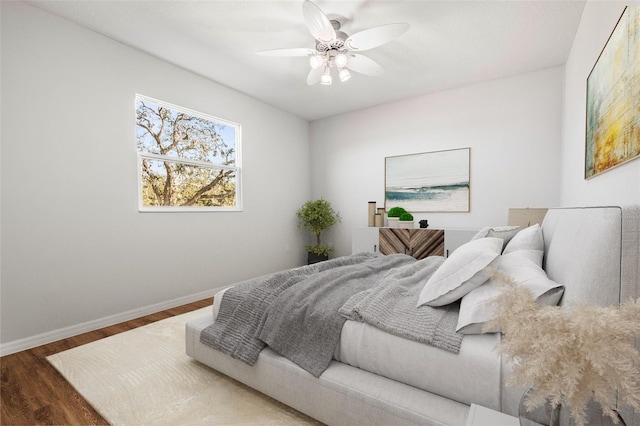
387,217,400,227
398,221,415,229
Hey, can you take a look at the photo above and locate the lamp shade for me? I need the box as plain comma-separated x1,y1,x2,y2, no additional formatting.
339,68,351,82
309,55,323,69
321,65,332,85
335,52,348,68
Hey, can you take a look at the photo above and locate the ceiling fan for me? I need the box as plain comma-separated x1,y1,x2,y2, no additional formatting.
256,0,410,86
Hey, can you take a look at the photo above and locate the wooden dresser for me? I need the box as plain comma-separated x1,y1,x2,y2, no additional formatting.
378,228,444,259
352,227,478,258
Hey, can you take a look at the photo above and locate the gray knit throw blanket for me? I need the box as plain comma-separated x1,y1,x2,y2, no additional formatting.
201,253,463,378
340,255,463,354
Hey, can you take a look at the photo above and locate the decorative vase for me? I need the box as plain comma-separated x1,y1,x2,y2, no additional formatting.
368,201,376,227
518,388,559,426
563,400,627,426
374,213,383,227
518,387,626,426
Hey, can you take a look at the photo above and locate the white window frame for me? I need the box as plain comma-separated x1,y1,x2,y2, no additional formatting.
136,94,242,212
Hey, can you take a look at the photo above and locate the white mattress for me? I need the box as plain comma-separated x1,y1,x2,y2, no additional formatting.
336,319,501,410
211,286,502,410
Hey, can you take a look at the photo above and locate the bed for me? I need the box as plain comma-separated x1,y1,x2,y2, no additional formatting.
186,205,640,426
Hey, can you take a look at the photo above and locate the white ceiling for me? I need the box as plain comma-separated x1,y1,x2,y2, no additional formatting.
25,0,586,121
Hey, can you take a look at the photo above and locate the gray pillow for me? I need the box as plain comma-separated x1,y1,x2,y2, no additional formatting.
471,225,520,250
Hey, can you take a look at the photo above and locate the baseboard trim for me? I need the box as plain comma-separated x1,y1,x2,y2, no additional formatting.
0,287,223,357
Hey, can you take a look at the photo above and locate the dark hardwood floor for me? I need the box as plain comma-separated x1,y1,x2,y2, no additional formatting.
1,298,212,425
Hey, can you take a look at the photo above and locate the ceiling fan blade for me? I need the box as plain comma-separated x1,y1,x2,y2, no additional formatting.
256,48,316,57
345,23,410,51
346,54,384,77
307,66,324,85
302,0,336,43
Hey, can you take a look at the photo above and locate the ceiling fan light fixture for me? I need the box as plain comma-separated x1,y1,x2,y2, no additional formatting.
321,65,332,85
256,1,409,86
334,52,348,68
338,68,351,82
309,54,323,69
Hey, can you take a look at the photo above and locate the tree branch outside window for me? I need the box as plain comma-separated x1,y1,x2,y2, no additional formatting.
136,95,241,211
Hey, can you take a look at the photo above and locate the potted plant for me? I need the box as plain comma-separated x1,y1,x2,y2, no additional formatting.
387,206,406,228
398,212,415,229
296,198,341,264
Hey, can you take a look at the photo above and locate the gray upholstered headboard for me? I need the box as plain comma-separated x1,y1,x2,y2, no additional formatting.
541,206,638,306
540,205,640,425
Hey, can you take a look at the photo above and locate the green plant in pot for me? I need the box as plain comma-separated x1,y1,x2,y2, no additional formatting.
387,206,407,228
296,198,341,264
399,212,415,229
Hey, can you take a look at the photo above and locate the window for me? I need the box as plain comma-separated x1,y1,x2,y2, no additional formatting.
135,95,241,211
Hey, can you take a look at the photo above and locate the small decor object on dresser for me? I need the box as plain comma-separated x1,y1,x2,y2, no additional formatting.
387,206,406,228
368,201,376,227
419,219,429,228
398,212,414,229
376,207,385,227
296,198,341,264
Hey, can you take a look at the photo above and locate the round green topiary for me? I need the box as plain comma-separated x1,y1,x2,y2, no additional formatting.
387,206,407,218
399,212,414,221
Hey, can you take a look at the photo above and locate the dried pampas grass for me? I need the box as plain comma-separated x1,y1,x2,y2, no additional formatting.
485,271,640,426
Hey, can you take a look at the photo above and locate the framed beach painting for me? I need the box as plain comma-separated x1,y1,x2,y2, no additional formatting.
385,148,470,212
585,6,640,179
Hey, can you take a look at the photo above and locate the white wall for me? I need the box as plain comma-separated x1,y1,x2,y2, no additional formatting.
561,2,640,206
310,67,564,257
6,1,632,354
0,2,310,351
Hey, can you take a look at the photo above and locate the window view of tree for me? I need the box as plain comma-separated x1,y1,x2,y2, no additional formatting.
135,95,240,210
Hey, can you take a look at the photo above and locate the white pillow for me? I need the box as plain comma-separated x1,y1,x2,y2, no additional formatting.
417,237,503,307
503,223,544,254
456,251,564,334
471,225,520,249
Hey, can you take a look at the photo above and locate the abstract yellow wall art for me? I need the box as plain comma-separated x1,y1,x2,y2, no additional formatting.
586,6,640,179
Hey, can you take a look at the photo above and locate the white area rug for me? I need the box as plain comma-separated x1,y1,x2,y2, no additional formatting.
47,308,321,425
